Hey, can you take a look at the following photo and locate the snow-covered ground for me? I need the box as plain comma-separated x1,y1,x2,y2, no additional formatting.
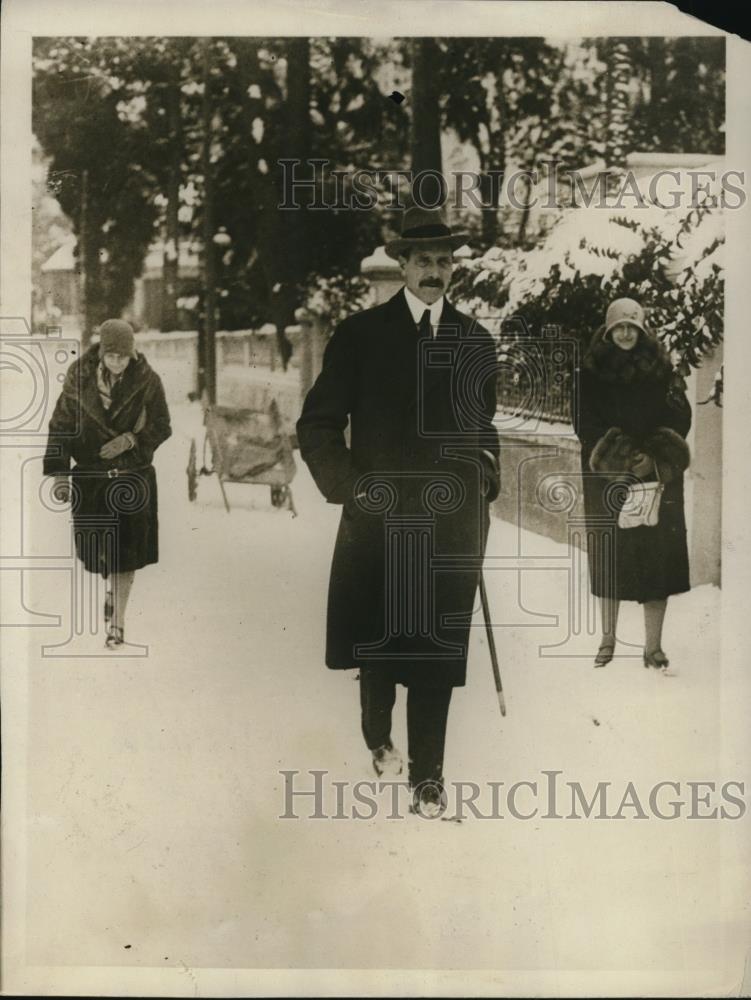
4,395,750,996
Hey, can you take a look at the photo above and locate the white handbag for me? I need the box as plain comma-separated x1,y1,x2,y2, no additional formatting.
617,467,664,529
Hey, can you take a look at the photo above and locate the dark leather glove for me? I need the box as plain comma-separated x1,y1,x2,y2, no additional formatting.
99,432,136,460
630,452,655,479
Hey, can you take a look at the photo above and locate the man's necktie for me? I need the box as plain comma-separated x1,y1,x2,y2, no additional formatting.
417,308,432,340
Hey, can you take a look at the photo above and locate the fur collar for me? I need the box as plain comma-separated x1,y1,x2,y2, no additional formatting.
61,344,157,432
76,343,155,392
583,324,672,385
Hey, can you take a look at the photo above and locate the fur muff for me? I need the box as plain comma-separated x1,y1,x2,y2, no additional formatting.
589,427,638,476
589,425,690,481
643,426,691,483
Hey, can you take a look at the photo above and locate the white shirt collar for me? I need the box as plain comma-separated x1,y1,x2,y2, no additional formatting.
403,286,445,333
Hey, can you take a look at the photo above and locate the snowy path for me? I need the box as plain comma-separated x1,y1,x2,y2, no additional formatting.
13,401,749,992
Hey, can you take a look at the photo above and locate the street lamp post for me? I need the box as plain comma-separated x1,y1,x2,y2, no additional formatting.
201,37,217,405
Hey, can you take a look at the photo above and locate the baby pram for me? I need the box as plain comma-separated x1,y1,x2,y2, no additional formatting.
186,397,297,515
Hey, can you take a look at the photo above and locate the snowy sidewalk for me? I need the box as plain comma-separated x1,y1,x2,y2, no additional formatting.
17,401,747,991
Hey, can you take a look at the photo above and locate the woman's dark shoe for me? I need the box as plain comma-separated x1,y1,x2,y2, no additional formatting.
643,648,669,671
104,590,114,623
594,641,616,668
105,625,124,649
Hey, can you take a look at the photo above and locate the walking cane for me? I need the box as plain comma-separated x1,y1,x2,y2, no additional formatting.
479,573,506,718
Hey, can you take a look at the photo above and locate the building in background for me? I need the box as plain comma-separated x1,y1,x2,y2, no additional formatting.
38,236,201,334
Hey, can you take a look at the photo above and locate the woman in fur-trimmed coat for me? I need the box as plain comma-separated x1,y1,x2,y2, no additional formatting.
572,298,692,671
43,319,172,648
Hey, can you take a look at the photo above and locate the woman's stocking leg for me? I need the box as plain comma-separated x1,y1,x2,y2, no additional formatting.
110,571,135,632
644,598,668,656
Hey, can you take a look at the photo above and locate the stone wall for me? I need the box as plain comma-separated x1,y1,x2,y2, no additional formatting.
492,428,585,548
134,327,308,438
133,330,198,404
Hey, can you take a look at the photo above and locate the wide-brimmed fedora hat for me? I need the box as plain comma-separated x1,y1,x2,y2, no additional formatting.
384,205,469,260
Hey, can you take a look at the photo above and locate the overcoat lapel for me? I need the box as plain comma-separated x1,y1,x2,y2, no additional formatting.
75,352,148,436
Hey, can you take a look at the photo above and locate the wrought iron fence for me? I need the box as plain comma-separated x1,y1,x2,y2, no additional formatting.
494,328,578,426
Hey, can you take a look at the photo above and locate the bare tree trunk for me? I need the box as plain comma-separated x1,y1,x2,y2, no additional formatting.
516,174,532,245
161,68,182,332
480,141,506,246
478,160,498,246
79,168,92,347
646,37,667,146
285,37,311,285
79,169,109,342
234,37,311,371
271,36,311,370
410,38,445,205
201,38,217,403
605,38,632,170
516,136,542,246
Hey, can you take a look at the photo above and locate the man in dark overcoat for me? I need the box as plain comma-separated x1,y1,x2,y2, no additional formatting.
296,206,500,815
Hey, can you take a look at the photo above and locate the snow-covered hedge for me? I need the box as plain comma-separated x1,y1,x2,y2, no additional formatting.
451,202,724,379
304,271,374,329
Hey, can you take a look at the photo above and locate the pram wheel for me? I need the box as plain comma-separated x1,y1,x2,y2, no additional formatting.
270,484,297,516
